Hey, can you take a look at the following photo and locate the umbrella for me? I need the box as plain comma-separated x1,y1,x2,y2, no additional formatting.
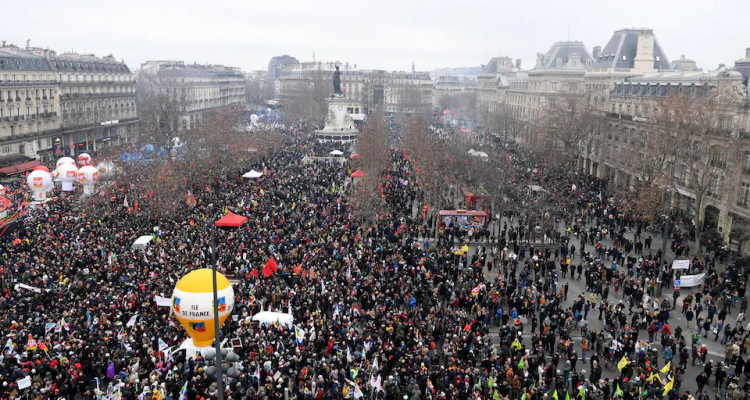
329,150,344,156
242,170,263,179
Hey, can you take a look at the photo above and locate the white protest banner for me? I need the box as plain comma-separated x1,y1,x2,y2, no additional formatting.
675,273,705,288
14,283,50,293
672,260,690,270
154,296,172,307
17,376,31,390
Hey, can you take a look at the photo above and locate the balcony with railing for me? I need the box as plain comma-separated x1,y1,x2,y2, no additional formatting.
0,81,57,87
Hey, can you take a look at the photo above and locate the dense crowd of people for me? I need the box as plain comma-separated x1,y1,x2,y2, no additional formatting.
1,120,749,400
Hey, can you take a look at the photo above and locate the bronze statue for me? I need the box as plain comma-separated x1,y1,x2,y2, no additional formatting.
333,65,341,94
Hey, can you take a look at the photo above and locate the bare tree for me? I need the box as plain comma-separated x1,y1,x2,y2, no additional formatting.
350,113,389,224
657,87,742,251
136,74,188,162
541,92,603,170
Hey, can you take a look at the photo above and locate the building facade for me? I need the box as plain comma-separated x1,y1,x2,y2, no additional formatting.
0,45,61,165
272,59,433,117
54,52,138,158
139,61,245,130
432,75,476,108
0,44,140,164
476,29,750,248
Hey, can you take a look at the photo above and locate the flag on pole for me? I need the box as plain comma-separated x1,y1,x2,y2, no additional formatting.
617,356,629,371
262,257,277,277
61,318,70,331
4,339,13,354
26,335,37,351
38,341,48,352
346,347,353,363
123,196,129,208
662,375,674,396
333,304,340,319
186,191,197,208
294,325,305,344
45,323,56,333
178,382,188,400
517,357,525,369
552,389,558,400
372,357,379,371
321,282,326,296
158,338,169,352
659,361,671,374
471,284,481,296
54,323,62,333
252,365,260,381
126,315,138,327
352,384,364,398
615,383,623,397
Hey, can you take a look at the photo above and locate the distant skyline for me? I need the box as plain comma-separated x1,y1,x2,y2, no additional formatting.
5,0,748,73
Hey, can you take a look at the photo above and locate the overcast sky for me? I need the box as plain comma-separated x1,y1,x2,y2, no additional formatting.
6,0,748,73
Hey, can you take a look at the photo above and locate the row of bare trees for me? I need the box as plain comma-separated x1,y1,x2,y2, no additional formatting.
349,113,389,224
535,81,746,250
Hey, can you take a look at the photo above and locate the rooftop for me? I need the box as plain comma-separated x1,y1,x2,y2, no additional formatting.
591,28,671,71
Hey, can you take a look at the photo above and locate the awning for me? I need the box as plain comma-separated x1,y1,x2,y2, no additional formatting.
0,160,42,175
215,212,247,228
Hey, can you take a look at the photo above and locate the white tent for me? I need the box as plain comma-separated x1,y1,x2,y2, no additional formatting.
131,235,154,250
249,311,294,328
242,170,263,179
329,150,344,156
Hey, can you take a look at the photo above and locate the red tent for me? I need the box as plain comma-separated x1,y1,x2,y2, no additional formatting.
214,212,247,227
350,170,365,178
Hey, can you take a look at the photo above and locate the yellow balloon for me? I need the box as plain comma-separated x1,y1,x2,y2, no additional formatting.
172,269,235,347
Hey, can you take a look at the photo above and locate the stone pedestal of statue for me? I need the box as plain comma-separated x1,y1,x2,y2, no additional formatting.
314,92,358,144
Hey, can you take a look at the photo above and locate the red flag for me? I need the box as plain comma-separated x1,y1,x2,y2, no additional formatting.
293,264,302,275
249,268,259,279
262,257,277,277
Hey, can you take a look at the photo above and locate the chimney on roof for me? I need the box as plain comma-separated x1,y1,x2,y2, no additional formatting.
593,46,601,60
633,30,656,73
515,59,522,70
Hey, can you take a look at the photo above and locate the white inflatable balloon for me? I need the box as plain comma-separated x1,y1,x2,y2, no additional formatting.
77,153,92,167
27,170,53,201
77,165,99,196
56,157,75,169
57,162,79,192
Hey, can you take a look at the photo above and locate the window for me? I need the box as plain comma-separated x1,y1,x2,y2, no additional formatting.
744,151,750,174
708,176,723,199
738,183,750,207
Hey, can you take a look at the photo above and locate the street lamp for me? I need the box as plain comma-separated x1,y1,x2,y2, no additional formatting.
208,223,224,400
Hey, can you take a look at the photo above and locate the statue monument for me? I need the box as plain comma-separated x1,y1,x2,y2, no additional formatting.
333,65,342,95
314,65,358,144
